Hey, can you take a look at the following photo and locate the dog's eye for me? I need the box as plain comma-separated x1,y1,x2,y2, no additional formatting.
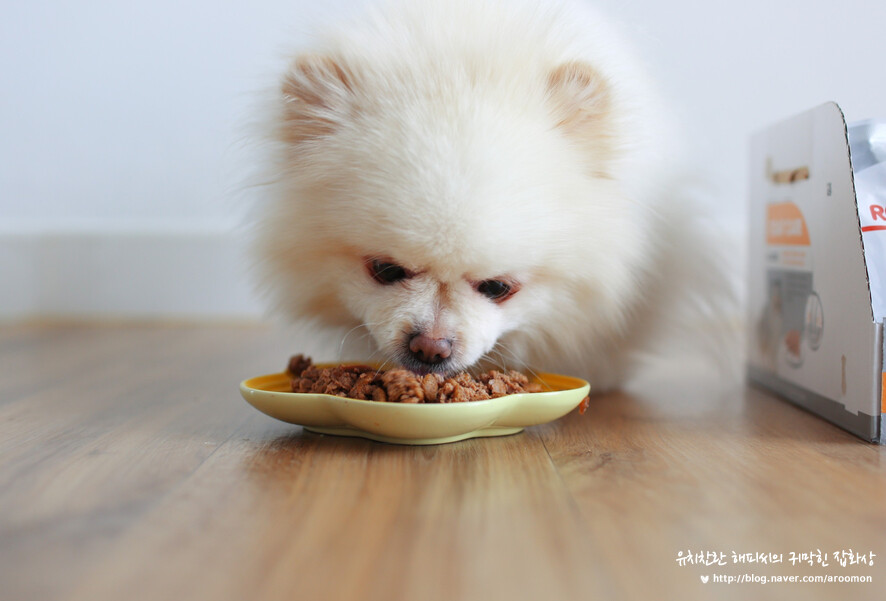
476,279,516,303
367,259,411,285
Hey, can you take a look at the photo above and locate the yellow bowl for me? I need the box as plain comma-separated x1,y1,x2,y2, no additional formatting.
240,366,590,445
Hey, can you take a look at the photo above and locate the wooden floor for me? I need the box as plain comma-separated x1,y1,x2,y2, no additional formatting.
2,324,884,601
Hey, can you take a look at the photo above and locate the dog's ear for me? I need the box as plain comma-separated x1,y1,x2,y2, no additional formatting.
547,61,614,174
280,55,352,143
547,61,611,130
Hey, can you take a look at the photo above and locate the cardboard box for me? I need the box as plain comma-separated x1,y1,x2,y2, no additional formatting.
747,102,884,443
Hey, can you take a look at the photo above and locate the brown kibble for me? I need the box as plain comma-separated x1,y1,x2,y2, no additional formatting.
487,376,508,397
381,369,424,403
286,355,549,405
437,379,455,403
348,372,377,400
480,370,533,397
421,373,442,402
287,354,313,377
506,370,529,387
449,383,469,403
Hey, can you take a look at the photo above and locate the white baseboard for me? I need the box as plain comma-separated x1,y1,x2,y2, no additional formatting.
0,229,266,320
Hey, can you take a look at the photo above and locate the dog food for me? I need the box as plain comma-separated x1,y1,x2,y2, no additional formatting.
286,354,548,403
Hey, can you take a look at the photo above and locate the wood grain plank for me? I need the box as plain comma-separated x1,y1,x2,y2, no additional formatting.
539,379,886,601
2,325,885,601
0,325,287,600
64,424,614,601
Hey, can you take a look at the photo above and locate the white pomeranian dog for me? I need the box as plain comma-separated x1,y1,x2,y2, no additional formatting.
253,0,735,391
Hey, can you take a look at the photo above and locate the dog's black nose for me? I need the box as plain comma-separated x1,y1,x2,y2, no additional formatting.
408,334,452,364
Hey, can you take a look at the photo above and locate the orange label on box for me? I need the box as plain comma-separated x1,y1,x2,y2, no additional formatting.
767,202,810,246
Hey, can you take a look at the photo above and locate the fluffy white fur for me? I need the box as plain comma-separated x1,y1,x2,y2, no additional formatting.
253,0,736,390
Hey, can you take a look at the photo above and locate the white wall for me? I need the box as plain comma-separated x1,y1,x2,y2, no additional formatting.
2,0,885,319
594,0,886,222
1,0,356,231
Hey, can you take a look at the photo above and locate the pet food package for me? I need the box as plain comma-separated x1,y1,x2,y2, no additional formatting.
747,102,885,443
849,119,886,319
